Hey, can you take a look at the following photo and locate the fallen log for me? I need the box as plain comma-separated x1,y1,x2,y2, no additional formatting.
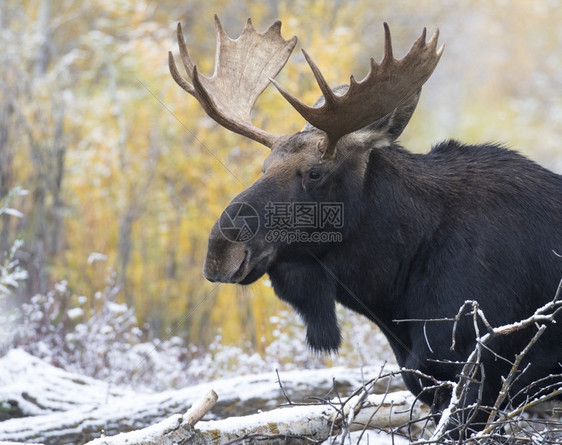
84,388,425,445
84,390,220,445
0,350,404,444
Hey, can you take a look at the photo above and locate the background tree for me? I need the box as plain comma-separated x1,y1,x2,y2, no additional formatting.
0,0,560,356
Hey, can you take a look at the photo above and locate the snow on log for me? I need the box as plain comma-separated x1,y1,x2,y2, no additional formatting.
84,390,219,445
0,349,132,417
197,390,423,441
83,390,423,444
0,350,405,444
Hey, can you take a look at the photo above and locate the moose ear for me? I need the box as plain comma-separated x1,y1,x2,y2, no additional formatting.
353,89,421,147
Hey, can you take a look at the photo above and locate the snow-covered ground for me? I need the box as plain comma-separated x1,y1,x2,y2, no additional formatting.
0,260,407,444
0,349,407,444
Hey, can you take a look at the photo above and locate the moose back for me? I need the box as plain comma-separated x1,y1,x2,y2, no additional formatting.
169,16,562,432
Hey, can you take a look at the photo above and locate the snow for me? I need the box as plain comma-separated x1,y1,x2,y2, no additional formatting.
0,349,131,416
85,414,185,445
2,282,397,393
0,349,403,444
0,240,27,299
66,307,84,320
332,430,410,445
86,253,108,265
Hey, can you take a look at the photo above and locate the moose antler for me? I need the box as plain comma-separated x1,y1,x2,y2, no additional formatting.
168,15,297,148
270,23,444,158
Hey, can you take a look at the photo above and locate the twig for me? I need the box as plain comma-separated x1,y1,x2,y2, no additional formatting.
426,285,562,443
276,369,294,405
486,325,547,426
184,389,218,426
222,433,321,444
480,387,562,436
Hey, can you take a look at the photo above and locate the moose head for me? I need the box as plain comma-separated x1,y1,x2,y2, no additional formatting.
169,15,442,293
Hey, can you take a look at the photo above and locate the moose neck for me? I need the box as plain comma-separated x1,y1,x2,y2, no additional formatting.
268,143,444,352
328,145,442,319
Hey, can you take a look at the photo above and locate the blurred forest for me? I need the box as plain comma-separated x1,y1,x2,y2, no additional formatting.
0,0,561,365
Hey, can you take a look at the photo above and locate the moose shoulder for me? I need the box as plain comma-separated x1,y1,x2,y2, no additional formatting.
169,16,562,433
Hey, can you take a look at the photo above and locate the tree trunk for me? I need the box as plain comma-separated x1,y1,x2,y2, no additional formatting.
34,0,51,77
0,76,14,260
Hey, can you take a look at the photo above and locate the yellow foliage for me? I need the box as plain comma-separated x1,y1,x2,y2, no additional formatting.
2,0,560,353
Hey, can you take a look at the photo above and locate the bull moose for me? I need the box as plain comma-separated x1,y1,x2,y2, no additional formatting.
169,16,562,433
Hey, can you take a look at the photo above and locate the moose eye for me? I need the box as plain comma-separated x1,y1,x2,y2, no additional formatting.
308,169,322,181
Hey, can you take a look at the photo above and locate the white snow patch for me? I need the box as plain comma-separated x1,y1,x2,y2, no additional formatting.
87,252,108,264
0,349,401,444
322,429,410,444
66,307,84,320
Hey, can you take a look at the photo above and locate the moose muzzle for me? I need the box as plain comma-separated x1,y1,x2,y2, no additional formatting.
203,220,249,283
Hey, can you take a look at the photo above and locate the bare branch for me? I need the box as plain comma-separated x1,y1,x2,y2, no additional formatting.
426,287,562,443
184,390,218,427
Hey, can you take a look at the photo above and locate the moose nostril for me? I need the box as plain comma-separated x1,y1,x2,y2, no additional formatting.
203,236,248,283
202,257,218,282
